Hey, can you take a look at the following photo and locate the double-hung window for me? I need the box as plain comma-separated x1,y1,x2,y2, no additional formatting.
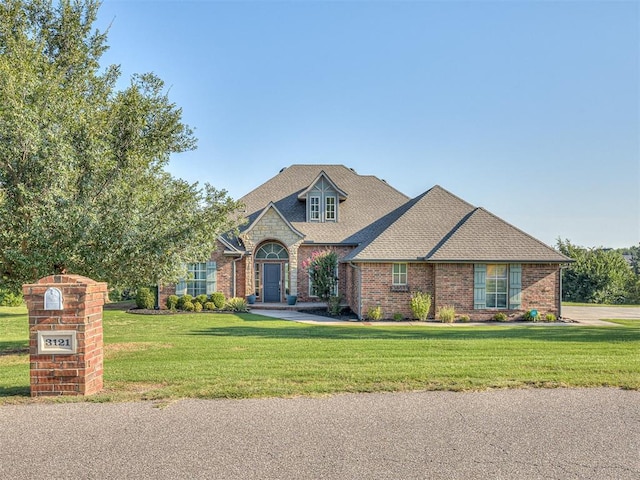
325,196,336,221
310,196,320,221
474,264,521,310
392,263,407,286
187,262,207,297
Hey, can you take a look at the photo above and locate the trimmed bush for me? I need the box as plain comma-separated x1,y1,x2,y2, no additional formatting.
135,287,155,310
193,302,203,312
177,294,193,310
437,305,456,323
410,291,432,321
545,313,557,322
210,292,226,309
458,314,471,322
182,300,195,312
204,301,216,311
166,295,179,310
393,312,404,321
492,312,508,322
195,294,208,306
366,305,382,321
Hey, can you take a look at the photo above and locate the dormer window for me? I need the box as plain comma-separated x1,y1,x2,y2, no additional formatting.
298,171,348,223
325,196,336,221
310,196,320,221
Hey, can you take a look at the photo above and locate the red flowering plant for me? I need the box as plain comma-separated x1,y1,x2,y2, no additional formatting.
301,250,339,304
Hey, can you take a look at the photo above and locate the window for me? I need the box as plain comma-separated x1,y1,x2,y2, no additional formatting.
392,263,407,285
486,265,508,309
475,264,521,310
255,243,289,259
187,262,207,297
325,196,336,221
310,196,320,221
177,261,217,297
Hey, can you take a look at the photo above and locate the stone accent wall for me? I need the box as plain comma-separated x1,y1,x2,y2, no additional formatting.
241,208,303,296
22,275,107,397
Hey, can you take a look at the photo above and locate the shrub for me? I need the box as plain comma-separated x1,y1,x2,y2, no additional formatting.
204,301,216,311
166,295,179,310
410,291,432,321
437,305,456,323
210,292,226,309
182,300,195,312
195,294,208,306
458,314,471,322
545,313,557,322
393,312,404,321
492,312,508,322
193,302,203,312
135,287,155,310
327,295,342,316
0,288,23,307
366,305,382,321
226,297,248,312
177,294,193,310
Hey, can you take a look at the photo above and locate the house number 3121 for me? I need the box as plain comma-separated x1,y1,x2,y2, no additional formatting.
44,338,71,347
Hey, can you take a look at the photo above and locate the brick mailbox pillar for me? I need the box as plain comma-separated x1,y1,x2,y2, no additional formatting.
22,274,108,397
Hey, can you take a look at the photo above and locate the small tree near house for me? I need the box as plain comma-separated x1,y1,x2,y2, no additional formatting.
302,250,339,306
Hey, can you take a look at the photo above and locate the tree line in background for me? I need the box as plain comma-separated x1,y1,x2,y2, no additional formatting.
557,239,640,305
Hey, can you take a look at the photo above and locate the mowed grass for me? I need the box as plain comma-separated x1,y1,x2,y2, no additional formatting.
1,306,639,403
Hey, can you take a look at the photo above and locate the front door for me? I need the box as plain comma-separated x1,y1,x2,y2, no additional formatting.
263,264,281,302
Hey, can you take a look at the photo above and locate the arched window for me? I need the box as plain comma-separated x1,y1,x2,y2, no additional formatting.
255,242,289,260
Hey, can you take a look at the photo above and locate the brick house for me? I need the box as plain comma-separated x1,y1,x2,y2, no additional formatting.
161,164,571,320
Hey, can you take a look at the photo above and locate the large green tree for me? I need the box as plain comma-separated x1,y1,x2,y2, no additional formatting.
0,0,243,292
557,238,636,304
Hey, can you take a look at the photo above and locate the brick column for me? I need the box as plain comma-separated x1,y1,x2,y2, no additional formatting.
22,274,107,397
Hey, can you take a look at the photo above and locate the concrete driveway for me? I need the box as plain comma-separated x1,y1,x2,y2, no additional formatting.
562,306,640,324
1,388,638,480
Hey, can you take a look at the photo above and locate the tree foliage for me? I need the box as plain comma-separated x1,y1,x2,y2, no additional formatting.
0,0,243,291
557,238,638,304
302,250,338,303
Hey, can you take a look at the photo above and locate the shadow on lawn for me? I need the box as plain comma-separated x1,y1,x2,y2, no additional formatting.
190,320,639,343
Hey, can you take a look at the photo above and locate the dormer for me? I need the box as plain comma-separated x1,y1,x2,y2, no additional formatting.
297,171,348,223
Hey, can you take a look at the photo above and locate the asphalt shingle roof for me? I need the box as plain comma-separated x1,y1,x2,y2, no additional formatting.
232,164,570,263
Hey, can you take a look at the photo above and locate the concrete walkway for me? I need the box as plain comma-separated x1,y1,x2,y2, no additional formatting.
250,306,640,326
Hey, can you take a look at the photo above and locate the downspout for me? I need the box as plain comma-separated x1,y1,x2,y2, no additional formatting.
349,262,362,320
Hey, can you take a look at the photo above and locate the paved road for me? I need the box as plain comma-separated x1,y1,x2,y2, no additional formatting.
1,388,638,480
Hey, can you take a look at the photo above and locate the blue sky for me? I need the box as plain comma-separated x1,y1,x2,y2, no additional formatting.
96,0,639,249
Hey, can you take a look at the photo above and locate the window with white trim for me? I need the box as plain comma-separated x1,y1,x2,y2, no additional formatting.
310,196,320,221
392,263,407,285
187,262,207,297
486,264,508,309
325,196,336,221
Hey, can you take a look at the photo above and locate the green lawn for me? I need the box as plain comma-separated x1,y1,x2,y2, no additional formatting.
1,306,639,403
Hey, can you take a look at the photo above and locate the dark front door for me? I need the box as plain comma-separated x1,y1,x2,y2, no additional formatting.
263,264,281,302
